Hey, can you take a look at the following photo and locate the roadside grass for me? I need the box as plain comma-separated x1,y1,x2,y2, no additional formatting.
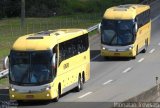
0,77,9,86
0,13,101,60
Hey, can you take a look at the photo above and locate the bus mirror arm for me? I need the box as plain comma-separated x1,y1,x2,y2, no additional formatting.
133,22,138,34
97,23,101,34
3,56,9,70
52,53,57,69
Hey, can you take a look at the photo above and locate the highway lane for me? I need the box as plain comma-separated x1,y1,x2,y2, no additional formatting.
15,0,160,107
57,0,160,102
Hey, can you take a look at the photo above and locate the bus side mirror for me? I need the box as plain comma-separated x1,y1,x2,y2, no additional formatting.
97,23,101,34
3,56,9,70
52,53,57,69
133,22,138,34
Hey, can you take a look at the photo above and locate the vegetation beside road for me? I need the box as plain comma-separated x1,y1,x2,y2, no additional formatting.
0,13,100,60
0,77,8,85
0,0,140,18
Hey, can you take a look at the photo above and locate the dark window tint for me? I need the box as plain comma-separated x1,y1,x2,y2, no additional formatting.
59,34,89,62
137,9,150,28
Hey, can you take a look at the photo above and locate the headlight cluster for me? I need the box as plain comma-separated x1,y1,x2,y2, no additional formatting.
41,86,51,91
10,87,18,92
128,46,133,50
102,47,106,50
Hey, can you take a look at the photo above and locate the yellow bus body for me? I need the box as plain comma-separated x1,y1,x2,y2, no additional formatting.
101,4,151,58
9,29,90,100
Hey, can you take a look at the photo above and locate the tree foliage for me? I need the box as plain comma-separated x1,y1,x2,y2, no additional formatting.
0,0,141,18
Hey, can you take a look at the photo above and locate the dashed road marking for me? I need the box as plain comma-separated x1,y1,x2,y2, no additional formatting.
122,67,132,73
138,58,144,63
78,92,92,99
91,54,100,61
149,49,155,54
103,80,113,85
152,13,160,22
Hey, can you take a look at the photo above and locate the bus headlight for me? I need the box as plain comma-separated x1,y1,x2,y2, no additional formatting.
102,47,106,50
11,88,15,92
11,95,15,98
41,86,51,91
45,87,51,91
101,46,106,50
128,46,133,50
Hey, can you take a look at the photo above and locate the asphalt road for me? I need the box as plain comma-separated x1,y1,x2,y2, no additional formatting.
1,1,160,108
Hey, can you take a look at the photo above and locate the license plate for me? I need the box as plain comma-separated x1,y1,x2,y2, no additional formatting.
26,95,34,99
114,53,120,56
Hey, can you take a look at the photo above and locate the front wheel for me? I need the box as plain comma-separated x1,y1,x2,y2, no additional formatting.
54,86,61,102
142,40,148,53
76,76,83,92
132,46,138,59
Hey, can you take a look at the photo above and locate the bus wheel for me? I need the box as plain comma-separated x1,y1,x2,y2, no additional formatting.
76,75,83,92
142,40,148,53
54,85,61,102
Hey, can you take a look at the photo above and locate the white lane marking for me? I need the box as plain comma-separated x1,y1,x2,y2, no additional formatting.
103,80,113,85
122,67,132,74
91,54,100,61
149,49,155,54
138,58,144,63
78,92,92,99
152,13,160,22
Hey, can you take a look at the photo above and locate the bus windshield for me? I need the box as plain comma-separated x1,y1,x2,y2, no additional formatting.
101,19,135,46
9,50,54,85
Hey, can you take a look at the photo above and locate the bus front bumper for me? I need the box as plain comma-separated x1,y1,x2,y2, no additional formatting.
9,90,56,100
101,49,135,57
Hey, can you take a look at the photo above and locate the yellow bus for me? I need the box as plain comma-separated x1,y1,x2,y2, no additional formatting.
9,29,90,102
99,4,151,58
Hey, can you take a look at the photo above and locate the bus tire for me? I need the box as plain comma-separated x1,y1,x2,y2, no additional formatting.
132,46,138,59
76,75,83,92
54,84,61,102
142,40,148,53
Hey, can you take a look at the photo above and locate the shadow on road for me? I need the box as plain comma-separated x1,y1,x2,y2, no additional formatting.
90,50,133,62
18,100,50,107
90,50,100,60
0,88,9,101
18,89,77,107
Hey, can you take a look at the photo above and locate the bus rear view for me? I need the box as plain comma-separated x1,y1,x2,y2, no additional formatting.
99,4,151,58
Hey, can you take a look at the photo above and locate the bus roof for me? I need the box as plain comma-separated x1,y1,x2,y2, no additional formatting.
12,29,88,51
103,4,150,20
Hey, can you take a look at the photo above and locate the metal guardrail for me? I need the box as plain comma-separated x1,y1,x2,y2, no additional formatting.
87,23,100,32
0,69,8,79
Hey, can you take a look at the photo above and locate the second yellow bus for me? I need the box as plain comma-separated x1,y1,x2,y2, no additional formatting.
99,4,151,58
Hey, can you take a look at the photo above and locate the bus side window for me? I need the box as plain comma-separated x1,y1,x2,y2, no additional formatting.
59,43,64,63
59,33,89,64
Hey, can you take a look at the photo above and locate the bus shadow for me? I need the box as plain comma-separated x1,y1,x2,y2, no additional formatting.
0,88,9,101
18,100,50,106
90,50,132,62
90,50,100,60
91,55,132,62
18,88,77,106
